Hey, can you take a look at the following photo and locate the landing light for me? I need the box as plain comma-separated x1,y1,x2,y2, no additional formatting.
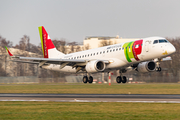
109,60,114,63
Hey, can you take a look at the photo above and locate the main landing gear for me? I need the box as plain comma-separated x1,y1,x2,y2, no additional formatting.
116,76,127,83
116,71,127,84
83,75,93,84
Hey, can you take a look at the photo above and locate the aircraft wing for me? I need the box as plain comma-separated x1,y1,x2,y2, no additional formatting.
20,56,86,65
9,56,110,71
9,60,40,64
5,46,109,68
15,56,109,66
18,56,86,63
154,56,172,62
161,56,172,61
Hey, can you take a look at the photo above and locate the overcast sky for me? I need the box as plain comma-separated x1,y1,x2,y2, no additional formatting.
0,0,180,45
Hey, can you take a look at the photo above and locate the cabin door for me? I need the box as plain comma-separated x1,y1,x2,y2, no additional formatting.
145,41,149,52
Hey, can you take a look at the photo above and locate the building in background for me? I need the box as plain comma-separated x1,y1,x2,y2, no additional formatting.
84,35,140,49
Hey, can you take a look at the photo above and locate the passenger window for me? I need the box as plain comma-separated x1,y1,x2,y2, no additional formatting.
153,40,158,44
103,51,105,53
94,53,95,55
107,50,109,53
110,50,112,52
100,52,102,54
113,49,115,51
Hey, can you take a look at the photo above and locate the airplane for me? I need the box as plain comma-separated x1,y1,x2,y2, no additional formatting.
6,26,176,84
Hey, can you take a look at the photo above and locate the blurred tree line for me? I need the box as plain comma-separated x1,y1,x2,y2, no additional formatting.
0,35,180,83
0,35,83,82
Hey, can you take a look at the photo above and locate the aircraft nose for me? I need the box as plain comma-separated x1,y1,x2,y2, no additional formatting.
168,44,176,54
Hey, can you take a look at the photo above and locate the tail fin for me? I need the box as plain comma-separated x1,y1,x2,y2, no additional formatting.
38,26,65,58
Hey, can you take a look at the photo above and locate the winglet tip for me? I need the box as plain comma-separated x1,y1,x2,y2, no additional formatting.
5,46,13,56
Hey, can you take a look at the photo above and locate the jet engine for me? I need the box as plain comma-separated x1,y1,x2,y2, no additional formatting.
85,60,106,73
137,61,156,73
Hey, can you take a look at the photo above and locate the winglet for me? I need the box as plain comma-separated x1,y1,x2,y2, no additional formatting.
5,46,13,56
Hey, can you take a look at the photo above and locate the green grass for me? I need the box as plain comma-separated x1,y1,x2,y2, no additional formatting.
1,84,180,119
0,102,180,120
0,83,180,94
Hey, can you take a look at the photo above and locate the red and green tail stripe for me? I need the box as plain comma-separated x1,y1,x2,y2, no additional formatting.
5,46,13,56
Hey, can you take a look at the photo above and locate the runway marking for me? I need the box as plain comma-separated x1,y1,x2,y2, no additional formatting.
1,99,180,103
1,94,180,103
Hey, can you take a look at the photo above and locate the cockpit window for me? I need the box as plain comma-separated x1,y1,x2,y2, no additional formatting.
159,39,169,43
153,40,158,44
153,39,169,44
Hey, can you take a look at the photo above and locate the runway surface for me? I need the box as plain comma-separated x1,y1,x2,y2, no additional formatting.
1,93,180,103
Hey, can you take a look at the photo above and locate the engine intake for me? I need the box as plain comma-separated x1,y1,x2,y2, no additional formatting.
137,61,156,73
85,60,106,73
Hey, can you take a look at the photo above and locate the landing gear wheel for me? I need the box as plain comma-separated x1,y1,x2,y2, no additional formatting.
116,76,122,83
158,67,161,72
88,76,93,83
156,67,161,72
122,76,127,83
83,76,88,83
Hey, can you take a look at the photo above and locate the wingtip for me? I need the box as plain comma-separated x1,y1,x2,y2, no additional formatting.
5,46,13,56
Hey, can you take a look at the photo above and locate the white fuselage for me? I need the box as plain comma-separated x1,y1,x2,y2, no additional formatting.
42,37,176,73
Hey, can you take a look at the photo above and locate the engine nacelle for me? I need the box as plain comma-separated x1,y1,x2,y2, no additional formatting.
85,60,106,73
137,61,156,73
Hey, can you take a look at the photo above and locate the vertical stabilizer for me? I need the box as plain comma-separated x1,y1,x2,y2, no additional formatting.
38,26,65,58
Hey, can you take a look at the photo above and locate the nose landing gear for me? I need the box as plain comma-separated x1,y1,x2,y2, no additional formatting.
156,67,161,72
155,59,162,72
